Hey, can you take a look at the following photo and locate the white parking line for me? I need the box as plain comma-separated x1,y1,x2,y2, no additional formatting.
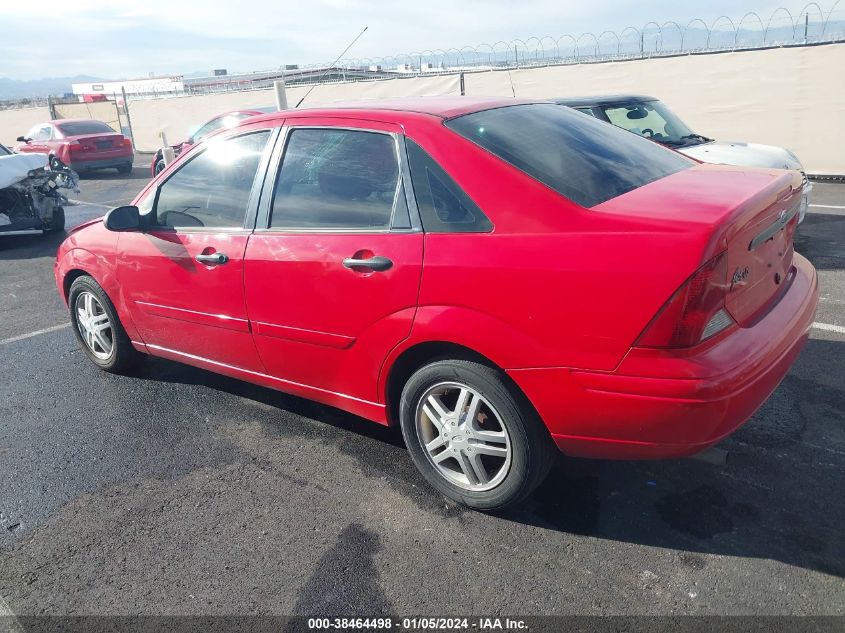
0,322,70,345
812,322,845,334
809,204,845,209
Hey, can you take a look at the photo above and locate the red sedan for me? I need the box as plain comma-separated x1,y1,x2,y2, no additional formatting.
16,119,133,174
54,98,818,510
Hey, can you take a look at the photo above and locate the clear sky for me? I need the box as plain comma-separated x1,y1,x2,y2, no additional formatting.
0,0,816,80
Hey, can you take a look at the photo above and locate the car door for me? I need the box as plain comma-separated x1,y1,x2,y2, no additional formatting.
117,126,277,372
244,119,424,409
19,124,52,154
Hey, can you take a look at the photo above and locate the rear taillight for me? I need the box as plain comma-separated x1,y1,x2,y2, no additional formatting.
635,251,735,348
68,141,83,153
123,137,133,149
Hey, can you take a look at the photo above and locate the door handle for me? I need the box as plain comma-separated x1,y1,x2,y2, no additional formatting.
195,252,229,265
342,255,393,272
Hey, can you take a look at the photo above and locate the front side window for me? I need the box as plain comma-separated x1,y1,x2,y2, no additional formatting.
152,131,271,229
29,125,52,141
0,144,10,156
446,103,693,208
270,128,401,230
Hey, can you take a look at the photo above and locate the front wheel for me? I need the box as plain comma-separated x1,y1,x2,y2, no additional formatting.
399,359,555,511
68,275,142,374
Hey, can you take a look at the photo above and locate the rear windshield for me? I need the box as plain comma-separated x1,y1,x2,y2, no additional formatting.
445,103,692,208
57,121,116,136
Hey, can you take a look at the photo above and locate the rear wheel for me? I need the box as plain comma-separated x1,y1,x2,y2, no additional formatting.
68,275,142,374
117,163,133,174
154,159,166,175
399,359,555,511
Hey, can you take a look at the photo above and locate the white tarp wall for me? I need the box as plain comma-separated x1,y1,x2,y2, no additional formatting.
465,43,845,176
0,44,842,173
125,74,461,151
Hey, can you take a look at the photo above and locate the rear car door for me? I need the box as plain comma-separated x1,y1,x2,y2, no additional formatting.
244,119,424,407
117,127,277,371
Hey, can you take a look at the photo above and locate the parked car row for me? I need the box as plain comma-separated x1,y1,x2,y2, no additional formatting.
55,97,818,511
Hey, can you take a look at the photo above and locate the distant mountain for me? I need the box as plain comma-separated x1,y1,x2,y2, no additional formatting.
0,75,104,99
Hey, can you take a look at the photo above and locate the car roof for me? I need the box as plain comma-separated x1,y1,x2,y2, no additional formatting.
247,97,541,124
555,95,658,108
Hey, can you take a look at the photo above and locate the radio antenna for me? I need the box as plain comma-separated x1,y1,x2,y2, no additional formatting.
295,26,369,108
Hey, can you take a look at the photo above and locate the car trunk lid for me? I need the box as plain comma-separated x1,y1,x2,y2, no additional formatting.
594,164,803,327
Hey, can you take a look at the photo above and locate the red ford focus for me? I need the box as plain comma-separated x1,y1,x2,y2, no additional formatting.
54,98,818,510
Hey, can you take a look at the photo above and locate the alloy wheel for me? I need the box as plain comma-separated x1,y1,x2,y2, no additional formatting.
75,291,114,360
415,381,512,492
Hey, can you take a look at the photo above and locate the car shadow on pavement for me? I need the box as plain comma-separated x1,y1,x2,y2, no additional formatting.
795,212,845,271
131,336,845,580
76,166,150,182
0,229,65,260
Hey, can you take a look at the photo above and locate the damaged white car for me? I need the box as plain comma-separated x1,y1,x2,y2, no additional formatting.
0,142,79,236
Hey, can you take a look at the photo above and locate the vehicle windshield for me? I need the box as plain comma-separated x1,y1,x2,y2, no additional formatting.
446,103,693,208
57,121,116,136
600,100,706,146
0,143,11,156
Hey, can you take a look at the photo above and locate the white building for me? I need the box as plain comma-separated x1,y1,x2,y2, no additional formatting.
71,76,185,99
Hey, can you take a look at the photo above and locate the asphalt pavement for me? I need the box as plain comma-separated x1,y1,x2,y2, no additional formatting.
0,165,843,618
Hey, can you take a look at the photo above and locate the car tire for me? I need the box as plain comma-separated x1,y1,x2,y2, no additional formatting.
117,163,133,175
154,159,166,175
68,275,142,374
399,359,556,511
49,206,65,232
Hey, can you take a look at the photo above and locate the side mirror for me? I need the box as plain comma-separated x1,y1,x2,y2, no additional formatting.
16,136,30,143
104,205,141,232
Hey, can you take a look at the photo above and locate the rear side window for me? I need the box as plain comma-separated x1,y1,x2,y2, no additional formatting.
270,128,402,230
445,103,692,208
405,139,491,233
57,121,115,136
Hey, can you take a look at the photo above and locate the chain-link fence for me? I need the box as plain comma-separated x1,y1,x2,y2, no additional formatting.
179,2,845,96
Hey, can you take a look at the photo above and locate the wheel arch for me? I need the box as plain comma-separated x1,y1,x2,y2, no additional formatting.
383,340,542,430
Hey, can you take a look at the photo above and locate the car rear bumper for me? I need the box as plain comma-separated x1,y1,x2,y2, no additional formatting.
70,154,133,171
507,253,819,459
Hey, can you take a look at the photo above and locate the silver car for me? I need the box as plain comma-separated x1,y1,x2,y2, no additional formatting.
557,95,812,222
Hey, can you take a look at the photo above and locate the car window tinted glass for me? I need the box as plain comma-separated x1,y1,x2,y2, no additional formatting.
270,128,399,230
0,144,10,156
405,139,491,233
153,131,271,229
446,103,692,208
57,121,115,136
602,101,695,145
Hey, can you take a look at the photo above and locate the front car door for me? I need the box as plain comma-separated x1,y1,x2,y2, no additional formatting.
19,124,52,154
117,126,277,372
243,119,424,417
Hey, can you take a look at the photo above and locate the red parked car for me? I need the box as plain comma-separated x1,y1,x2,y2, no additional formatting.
151,107,275,176
16,119,134,174
54,98,818,510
